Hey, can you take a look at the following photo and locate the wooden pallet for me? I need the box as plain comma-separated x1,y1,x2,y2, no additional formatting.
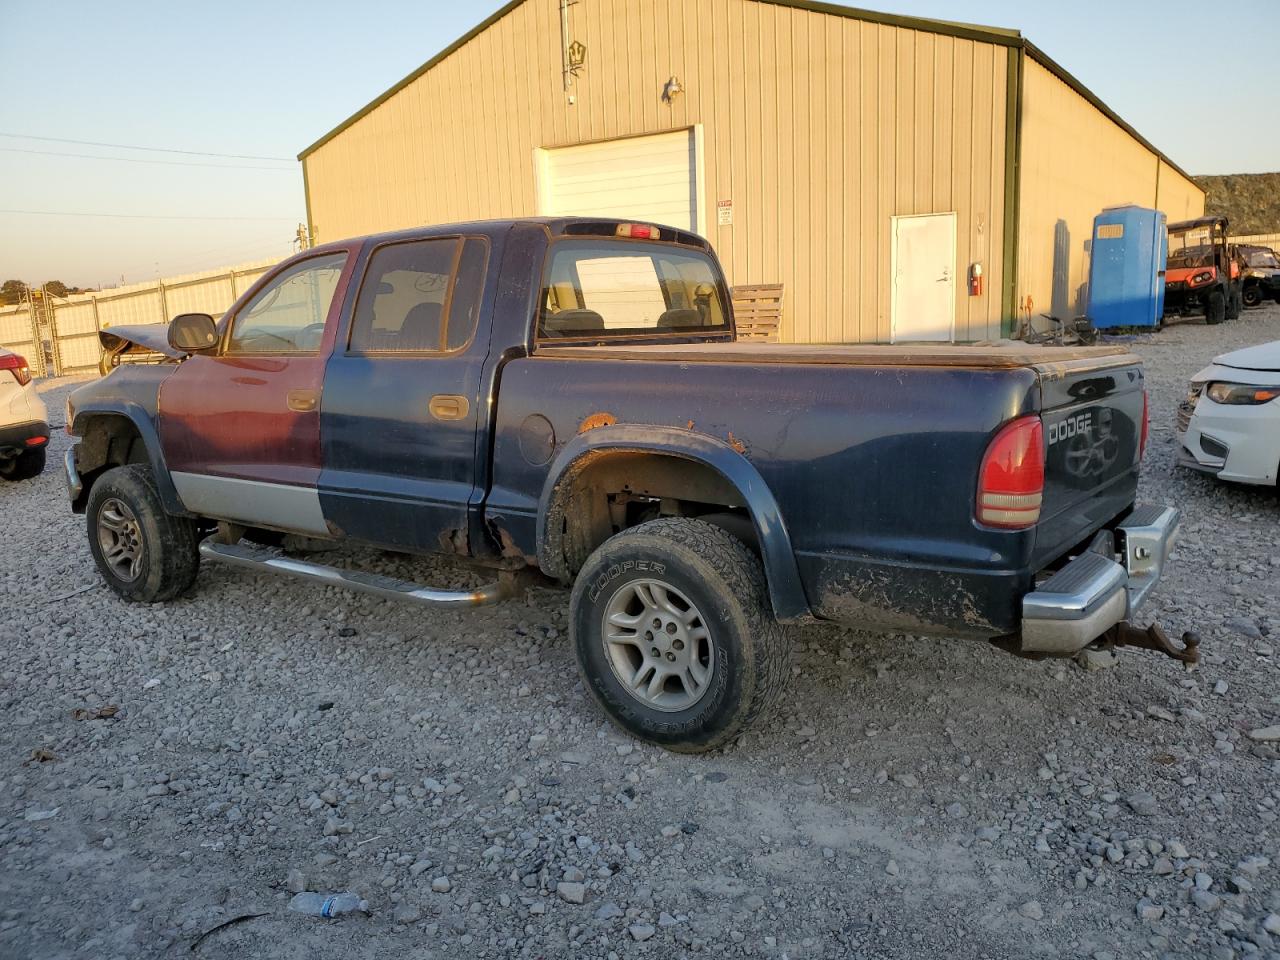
731,283,784,342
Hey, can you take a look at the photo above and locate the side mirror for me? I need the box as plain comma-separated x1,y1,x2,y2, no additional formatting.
168,313,218,353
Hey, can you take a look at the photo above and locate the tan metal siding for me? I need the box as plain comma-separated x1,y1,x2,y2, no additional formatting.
304,0,1009,343
1156,160,1207,225
1016,58,1204,324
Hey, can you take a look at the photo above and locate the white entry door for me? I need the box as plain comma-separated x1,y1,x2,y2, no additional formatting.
537,129,699,232
891,213,957,342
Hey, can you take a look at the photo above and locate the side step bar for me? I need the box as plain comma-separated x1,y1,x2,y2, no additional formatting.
199,538,513,608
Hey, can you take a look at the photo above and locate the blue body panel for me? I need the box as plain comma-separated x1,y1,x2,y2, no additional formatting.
1087,205,1167,329
487,356,1052,636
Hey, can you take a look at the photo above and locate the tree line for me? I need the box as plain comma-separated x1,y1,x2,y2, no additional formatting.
1,280,95,305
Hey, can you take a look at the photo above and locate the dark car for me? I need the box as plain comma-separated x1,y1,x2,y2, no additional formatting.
63,218,1187,751
1240,244,1280,308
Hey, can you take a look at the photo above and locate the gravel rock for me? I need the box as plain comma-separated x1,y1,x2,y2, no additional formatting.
1018,901,1044,921
556,882,586,904
594,902,624,921
628,923,656,942
392,903,422,925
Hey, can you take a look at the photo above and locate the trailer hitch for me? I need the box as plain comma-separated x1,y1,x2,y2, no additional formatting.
1101,622,1201,667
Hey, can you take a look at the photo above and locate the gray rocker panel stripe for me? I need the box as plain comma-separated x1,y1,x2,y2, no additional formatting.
170,473,329,536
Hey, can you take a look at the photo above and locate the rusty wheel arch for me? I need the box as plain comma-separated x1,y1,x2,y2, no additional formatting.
535,425,812,623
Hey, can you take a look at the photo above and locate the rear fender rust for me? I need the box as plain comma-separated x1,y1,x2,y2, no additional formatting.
578,411,617,434
438,527,470,555
536,423,811,622
491,522,530,562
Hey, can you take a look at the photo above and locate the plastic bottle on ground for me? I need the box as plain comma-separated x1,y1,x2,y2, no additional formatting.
287,892,369,918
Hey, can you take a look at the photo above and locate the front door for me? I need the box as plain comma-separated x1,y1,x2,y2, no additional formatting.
317,235,491,553
158,248,355,535
891,212,957,343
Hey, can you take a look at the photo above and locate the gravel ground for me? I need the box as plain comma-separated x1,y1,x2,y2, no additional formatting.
2,305,1279,960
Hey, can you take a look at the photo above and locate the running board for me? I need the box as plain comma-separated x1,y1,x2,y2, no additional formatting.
198,538,512,608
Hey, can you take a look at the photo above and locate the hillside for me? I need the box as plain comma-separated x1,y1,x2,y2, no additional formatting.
1194,172,1280,235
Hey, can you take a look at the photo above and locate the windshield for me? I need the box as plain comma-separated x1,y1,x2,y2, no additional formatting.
1245,249,1280,269
538,240,730,340
1167,244,1214,269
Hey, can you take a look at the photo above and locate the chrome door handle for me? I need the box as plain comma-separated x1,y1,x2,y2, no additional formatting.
429,394,469,421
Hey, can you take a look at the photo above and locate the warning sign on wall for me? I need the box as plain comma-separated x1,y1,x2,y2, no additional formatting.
717,199,733,226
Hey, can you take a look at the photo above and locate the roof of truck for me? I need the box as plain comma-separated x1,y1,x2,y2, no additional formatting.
325,218,710,250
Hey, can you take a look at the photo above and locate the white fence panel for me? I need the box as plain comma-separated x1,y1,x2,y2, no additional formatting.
1235,233,1280,251
49,299,102,374
164,276,237,317
92,289,167,329
0,304,43,376
42,256,282,376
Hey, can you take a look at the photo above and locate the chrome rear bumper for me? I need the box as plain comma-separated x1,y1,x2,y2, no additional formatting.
1020,504,1180,655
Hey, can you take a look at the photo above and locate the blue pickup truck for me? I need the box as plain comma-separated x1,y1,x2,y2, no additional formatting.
64,218,1189,752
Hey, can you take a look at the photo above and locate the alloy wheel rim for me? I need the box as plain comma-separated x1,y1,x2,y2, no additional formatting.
601,578,714,712
97,497,145,583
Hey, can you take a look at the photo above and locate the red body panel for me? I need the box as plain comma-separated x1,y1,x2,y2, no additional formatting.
158,245,359,486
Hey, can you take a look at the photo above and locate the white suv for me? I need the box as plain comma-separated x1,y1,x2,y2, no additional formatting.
0,348,49,481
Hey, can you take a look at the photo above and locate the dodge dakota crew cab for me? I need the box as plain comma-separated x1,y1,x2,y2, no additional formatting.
65,218,1191,752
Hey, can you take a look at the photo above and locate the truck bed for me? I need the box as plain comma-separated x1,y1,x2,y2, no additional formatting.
536,341,1136,376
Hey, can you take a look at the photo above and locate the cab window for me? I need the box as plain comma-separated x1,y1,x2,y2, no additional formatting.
538,240,729,339
226,253,346,355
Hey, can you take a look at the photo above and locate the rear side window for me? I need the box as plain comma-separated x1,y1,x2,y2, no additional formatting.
349,237,488,354
538,240,729,339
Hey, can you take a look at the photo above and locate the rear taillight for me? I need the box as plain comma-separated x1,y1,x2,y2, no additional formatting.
977,416,1045,529
1139,390,1150,461
0,353,32,386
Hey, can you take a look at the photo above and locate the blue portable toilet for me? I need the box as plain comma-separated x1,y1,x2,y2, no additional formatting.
1086,205,1167,329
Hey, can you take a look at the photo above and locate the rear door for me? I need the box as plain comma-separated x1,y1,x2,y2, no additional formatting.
158,248,355,535
317,235,492,552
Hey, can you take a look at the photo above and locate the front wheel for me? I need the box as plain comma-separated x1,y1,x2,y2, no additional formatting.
569,517,791,753
86,465,200,602
1243,284,1262,308
1206,290,1226,325
1227,286,1243,320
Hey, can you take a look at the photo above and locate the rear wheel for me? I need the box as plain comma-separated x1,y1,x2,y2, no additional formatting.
570,517,790,753
0,446,45,481
86,465,200,602
1206,289,1226,325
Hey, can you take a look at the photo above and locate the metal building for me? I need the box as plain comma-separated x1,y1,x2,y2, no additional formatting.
299,0,1204,343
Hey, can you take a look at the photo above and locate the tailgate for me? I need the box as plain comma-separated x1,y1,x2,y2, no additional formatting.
1033,356,1145,568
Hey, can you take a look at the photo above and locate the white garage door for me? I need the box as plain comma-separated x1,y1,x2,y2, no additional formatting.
537,129,699,232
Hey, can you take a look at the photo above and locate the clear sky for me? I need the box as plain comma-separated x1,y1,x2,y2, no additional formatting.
2,0,1273,288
